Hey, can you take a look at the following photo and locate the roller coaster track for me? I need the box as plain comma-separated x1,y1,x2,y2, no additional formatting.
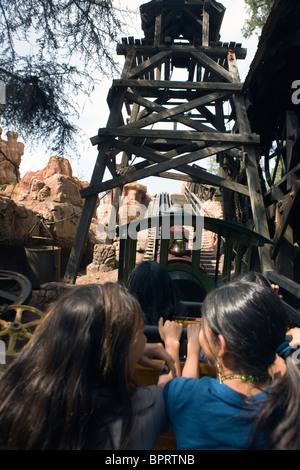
143,193,166,261
142,191,220,275
170,193,220,275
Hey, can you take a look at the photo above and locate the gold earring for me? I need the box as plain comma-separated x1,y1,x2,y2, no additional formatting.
216,359,222,384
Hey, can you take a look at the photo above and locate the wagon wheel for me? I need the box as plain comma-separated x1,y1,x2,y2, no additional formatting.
264,111,300,189
264,116,287,188
0,305,44,357
0,270,32,306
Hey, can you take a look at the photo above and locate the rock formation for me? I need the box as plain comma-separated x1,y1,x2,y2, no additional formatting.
4,156,96,253
97,181,152,235
87,182,152,275
0,155,102,282
0,151,154,281
119,182,152,224
0,128,24,184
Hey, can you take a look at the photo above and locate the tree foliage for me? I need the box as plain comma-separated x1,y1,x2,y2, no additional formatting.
0,0,132,153
242,0,275,38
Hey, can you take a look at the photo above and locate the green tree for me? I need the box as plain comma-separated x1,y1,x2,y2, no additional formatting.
242,0,275,38
0,0,133,153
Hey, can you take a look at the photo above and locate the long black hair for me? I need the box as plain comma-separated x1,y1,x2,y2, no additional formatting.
201,281,300,449
0,283,144,450
127,261,176,325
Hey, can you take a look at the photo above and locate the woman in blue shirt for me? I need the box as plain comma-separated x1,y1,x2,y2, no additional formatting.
159,281,300,450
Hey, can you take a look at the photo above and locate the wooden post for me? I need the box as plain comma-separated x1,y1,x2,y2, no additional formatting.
227,49,274,273
202,0,210,47
63,49,137,283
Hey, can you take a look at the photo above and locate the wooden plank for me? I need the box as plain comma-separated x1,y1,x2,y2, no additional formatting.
105,102,141,244
63,151,107,284
63,49,136,284
95,128,260,145
121,47,137,79
154,171,194,182
82,140,249,198
192,50,235,82
117,141,249,196
264,162,300,197
185,8,203,30
116,44,247,60
80,143,236,198
271,181,300,259
265,271,300,299
202,0,210,47
154,0,163,46
112,79,243,91
128,51,172,79
102,91,233,135
123,90,224,133
227,50,273,273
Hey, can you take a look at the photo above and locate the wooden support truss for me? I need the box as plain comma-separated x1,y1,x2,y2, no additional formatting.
64,0,273,283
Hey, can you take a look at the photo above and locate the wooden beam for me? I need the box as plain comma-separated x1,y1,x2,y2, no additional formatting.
202,0,210,47
264,162,300,197
271,181,300,259
154,0,163,46
94,128,260,145
116,44,247,60
63,50,137,284
80,143,236,197
265,271,300,300
97,90,232,139
192,50,235,82
114,140,249,196
154,171,194,182
123,89,215,133
227,50,273,272
127,51,172,79
81,139,249,198
105,102,141,244
112,79,243,92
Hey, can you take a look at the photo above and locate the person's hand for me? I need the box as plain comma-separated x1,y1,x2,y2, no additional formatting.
187,323,201,352
138,342,177,377
286,327,300,347
182,323,201,379
158,318,183,346
157,318,183,386
271,284,283,299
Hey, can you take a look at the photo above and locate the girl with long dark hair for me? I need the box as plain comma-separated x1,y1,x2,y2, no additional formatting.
127,261,176,325
0,283,174,450
160,281,300,450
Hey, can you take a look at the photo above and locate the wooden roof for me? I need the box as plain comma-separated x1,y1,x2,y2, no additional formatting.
244,0,300,147
139,0,225,45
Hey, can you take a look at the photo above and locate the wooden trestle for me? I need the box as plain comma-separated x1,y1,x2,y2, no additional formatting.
64,0,273,284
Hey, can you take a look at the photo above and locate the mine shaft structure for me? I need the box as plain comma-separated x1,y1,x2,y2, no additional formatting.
64,0,274,284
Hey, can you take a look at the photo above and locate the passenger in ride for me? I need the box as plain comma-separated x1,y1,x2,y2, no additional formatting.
159,281,300,450
235,270,282,297
127,261,176,325
0,283,176,450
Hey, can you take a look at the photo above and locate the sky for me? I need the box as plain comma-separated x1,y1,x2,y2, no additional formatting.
18,0,260,196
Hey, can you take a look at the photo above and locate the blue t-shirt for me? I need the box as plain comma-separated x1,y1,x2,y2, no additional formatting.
163,376,267,450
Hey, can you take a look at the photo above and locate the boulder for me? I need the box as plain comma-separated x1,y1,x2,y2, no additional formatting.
0,128,24,184
1,156,100,266
97,181,152,233
0,194,39,244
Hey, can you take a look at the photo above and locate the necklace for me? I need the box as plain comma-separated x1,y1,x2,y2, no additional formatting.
221,374,271,383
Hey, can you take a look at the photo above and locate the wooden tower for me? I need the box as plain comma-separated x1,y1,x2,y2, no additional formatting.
64,0,273,284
